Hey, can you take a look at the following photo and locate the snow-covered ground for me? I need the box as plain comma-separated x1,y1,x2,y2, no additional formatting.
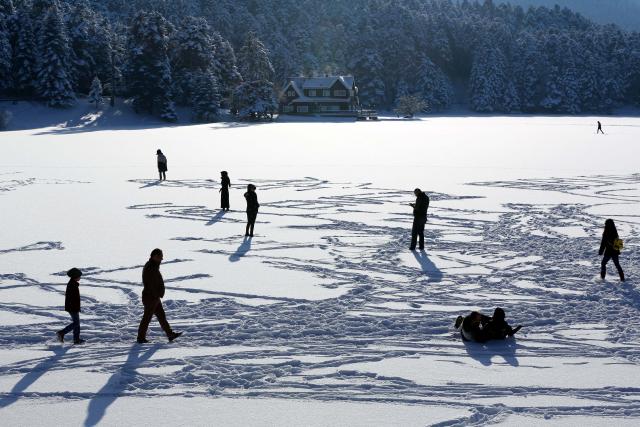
1,104,639,426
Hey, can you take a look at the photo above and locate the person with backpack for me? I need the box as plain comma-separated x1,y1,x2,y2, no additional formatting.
409,188,430,250
156,149,168,181
56,268,85,345
244,184,259,237
599,218,625,281
220,171,231,211
136,248,182,343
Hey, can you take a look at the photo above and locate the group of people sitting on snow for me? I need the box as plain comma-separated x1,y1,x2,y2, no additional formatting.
454,308,522,343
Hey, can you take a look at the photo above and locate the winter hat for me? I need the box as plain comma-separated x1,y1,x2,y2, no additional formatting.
67,268,82,279
221,171,228,176
493,307,505,321
247,184,256,191
156,149,162,155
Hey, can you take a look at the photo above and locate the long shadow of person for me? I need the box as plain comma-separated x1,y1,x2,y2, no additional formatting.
413,250,443,282
83,344,161,426
463,338,519,367
229,236,252,262
0,346,70,409
205,210,226,226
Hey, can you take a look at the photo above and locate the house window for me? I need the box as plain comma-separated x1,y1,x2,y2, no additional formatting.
308,89,316,97
297,105,309,113
287,90,296,97
323,89,330,97
283,105,294,113
334,90,347,97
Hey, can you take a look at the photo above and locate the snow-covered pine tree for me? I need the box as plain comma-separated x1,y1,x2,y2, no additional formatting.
36,3,75,107
349,48,386,109
414,56,454,112
469,44,509,112
192,69,221,122
126,11,176,121
238,31,274,83
0,14,11,94
11,7,36,96
232,79,276,119
211,32,241,98
67,2,97,94
88,75,102,109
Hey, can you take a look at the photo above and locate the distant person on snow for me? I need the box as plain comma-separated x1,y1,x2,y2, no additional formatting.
56,268,85,345
599,219,625,282
156,149,167,180
137,249,182,343
409,188,430,250
597,121,604,134
454,308,521,343
244,184,259,237
220,171,231,211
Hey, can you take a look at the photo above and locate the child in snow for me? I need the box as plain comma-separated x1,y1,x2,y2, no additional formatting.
599,218,624,282
157,149,167,180
454,308,521,342
56,268,85,345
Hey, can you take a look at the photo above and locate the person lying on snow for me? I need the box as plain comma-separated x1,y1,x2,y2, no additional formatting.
454,308,521,343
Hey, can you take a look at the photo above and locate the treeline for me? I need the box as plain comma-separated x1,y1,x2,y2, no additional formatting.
1,0,640,117
0,0,277,121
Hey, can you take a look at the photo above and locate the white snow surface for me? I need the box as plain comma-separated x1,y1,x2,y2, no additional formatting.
1,104,640,425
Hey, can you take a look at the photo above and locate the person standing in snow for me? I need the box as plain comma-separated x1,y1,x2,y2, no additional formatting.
136,249,182,343
220,171,231,211
56,268,85,345
597,121,604,134
409,188,430,250
599,219,625,282
156,149,168,180
244,184,259,237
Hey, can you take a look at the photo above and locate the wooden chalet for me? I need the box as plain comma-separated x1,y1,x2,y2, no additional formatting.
279,76,359,115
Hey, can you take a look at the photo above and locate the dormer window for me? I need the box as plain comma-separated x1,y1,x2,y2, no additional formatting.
287,90,296,97
334,90,346,97
308,89,316,96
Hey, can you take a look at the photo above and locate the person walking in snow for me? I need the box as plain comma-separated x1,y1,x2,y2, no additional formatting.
56,268,85,345
409,188,430,250
244,184,259,237
156,149,168,180
136,249,182,343
220,171,231,211
597,121,604,134
599,219,625,282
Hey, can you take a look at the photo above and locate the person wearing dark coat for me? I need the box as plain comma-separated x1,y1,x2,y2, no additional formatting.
56,268,85,344
157,149,167,181
454,308,521,343
483,308,522,340
244,184,259,237
136,249,182,343
597,121,604,134
220,171,231,211
599,218,624,281
409,188,430,250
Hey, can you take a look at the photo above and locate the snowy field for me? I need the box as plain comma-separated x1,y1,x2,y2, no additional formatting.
1,106,640,426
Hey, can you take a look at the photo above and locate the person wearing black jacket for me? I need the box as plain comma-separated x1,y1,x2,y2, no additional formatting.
454,308,521,343
599,218,625,281
220,171,231,211
136,249,182,343
56,268,85,344
157,149,167,181
244,184,259,237
409,188,430,250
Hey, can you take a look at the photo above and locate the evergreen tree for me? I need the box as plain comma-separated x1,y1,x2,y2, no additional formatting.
238,31,274,82
0,15,11,94
11,7,36,96
67,2,96,94
232,80,276,119
126,11,176,121
414,57,454,112
211,32,241,97
88,75,102,109
36,3,75,107
0,0,14,16
349,49,385,108
192,69,221,122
